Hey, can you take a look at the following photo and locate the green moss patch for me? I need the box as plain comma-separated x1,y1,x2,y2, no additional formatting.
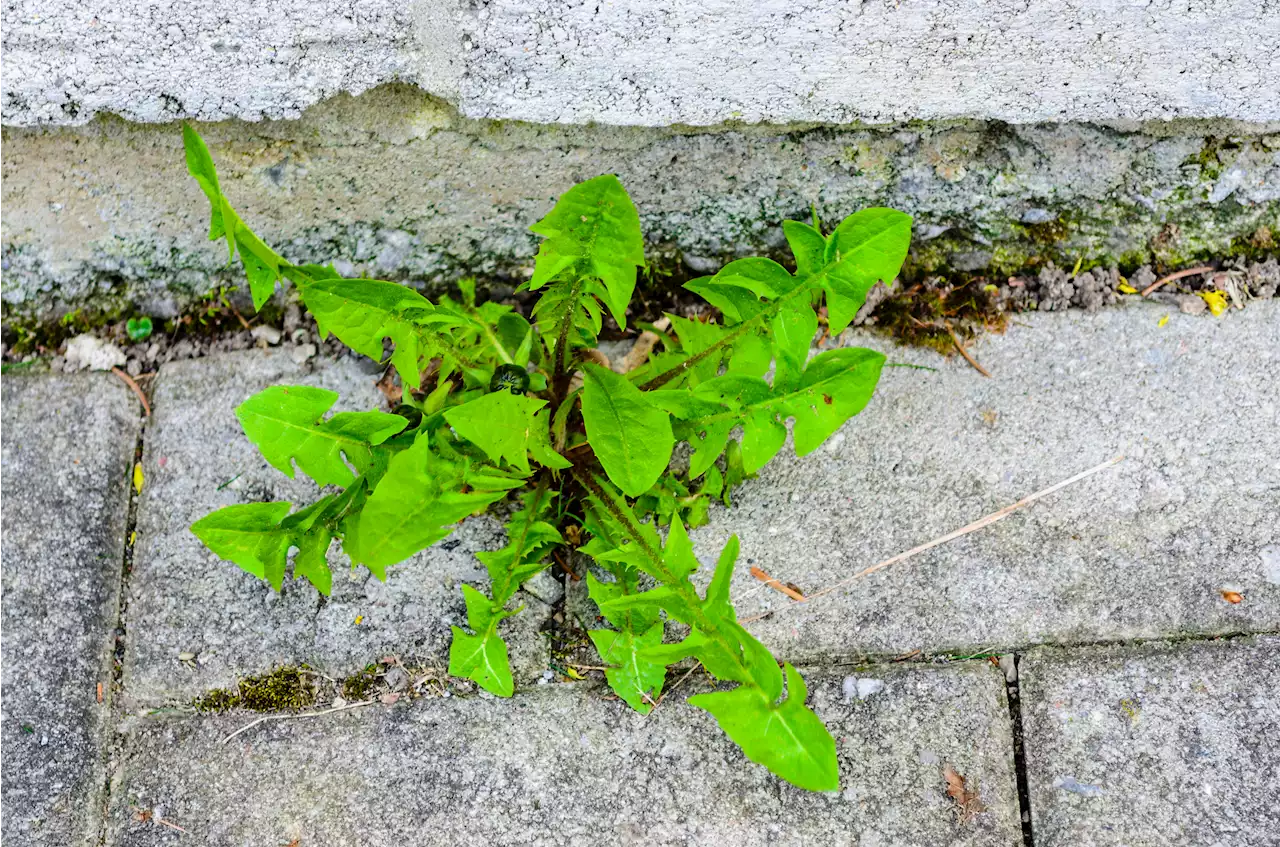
193,666,317,713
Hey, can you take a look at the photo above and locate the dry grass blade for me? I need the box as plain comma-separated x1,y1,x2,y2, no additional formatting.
740,456,1124,624
221,699,377,744
651,661,704,712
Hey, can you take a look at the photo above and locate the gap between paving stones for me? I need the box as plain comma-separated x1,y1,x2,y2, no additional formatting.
95,399,150,847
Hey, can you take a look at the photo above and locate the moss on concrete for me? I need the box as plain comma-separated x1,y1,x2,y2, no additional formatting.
193,666,317,713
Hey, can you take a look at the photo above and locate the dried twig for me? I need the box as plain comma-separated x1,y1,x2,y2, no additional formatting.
749,566,806,601
947,328,991,378
740,456,1125,624
156,818,189,833
221,699,376,744
111,367,152,416
1140,265,1213,297
227,299,252,330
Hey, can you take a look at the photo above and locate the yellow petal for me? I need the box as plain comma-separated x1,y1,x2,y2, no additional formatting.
132,463,145,494
1117,283,1138,295
1157,314,1170,327
1199,290,1228,317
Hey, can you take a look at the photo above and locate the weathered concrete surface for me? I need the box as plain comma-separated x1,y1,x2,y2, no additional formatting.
107,663,1019,845
4,86,1277,320
4,0,1279,127
1,374,140,845
1019,637,1280,847
683,300,1280,661
123,349,551,707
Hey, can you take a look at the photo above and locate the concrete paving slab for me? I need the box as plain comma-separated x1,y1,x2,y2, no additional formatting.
107,662,1019,846
1019,637,1280,847
123,349,551,707
2,374,141,845
688,301,1280,661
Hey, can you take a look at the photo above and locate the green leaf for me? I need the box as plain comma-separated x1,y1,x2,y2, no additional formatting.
291,528,334,595
702,534,740,617
449,584,515,697
783,219,826,278
126,317,153,342
600,586,701,626
786,347,885,455
531,276,603,360
345,434,521,575
190,502,294,589
476,486,563,603
446,485,559,697
588,625,666,714
300,278,449,391
662,518,701,581
444,391,547,474
668,347,885,474
688,258,800,324
528,408,572,470
191,499,337,593
529,175,645,327
581,364,674,497
770,302,819,392
688,664,838,792
182,124,287,309
235,386,408,488
815,208,912,333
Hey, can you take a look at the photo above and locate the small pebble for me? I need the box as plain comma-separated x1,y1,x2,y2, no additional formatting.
1178,295,1207,315
283,304,302,334
251,325,282,346
289,343,317,365
384,667,409,692
842,676,884,701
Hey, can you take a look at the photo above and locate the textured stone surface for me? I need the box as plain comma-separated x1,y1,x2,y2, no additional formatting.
1019,637,1280,847
682,300,1280,661
4,86,1277,320
1,374,140,845
107,663,1019,846
123,349,551,707
0,0,431,126
5,0,1280,127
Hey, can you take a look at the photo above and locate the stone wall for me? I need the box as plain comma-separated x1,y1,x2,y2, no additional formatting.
3,1,1278,321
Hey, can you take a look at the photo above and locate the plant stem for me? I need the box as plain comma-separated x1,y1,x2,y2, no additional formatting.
573,469,760,688
637,282,815,391
551,277,585,403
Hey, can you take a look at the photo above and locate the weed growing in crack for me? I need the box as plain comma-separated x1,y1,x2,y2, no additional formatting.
182,124,912,791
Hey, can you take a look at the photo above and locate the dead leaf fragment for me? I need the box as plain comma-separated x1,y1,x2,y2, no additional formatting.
380,692,401,705
943,764,985,824
1220,589,1243,604
375,367,403,407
